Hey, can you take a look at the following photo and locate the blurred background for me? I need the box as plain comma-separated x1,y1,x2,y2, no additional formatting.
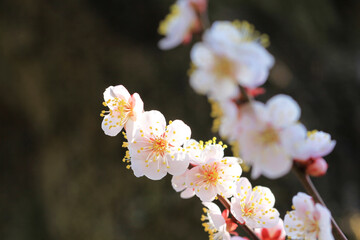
1,0,360,239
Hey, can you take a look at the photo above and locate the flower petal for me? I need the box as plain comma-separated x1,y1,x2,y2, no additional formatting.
101,114,123,137
166,120,191,147
266,94,301,128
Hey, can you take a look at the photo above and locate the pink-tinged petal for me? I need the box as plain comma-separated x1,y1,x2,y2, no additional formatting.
251,207,279,228
235,177,252,200
136,110,166,134
315,204,334,240
230,197,246,224
130,159,146,178
166,120,191,147
196,184,217,202
284,210,305,239
252,186,275,209
266,94,301,128
129,93,144,121
124,119,136,142
259,144,293,179
101,114,123,137
183,139,204,165
203,144,224,162
190,69,216,95
104,85,130,103
180,188,195,199
171,173,187,192
143,160,167,180
166,151,190,176
191,43,215,68
292,192,315,219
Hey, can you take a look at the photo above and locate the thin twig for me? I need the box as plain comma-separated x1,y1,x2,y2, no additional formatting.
292,164,348,240
217,195,261,240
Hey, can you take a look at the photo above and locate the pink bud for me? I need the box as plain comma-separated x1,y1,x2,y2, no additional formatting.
306,157,328,177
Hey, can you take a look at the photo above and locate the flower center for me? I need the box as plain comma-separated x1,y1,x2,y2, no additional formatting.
259,126,279,145
213,56,235,79
242,204,256,217
149,135,169,157
101,97,133,128
201,162,221,186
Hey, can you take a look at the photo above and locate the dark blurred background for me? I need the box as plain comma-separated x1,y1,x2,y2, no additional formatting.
1,0,360,239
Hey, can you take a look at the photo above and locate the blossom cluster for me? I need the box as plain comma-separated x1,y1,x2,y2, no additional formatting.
98,0,341,239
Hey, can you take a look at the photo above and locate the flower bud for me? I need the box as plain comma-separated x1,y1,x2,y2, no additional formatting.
306,157,328,177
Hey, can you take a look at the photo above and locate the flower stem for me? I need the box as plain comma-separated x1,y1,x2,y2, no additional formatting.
217,195,261,240
292,164,348,240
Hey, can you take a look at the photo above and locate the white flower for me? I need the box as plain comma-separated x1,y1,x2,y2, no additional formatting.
101,85,144,137
291,130,336,162
230,177,280,229
158,0,198,50
127,110,191,180
189,21,274,101
236,94,304,179
284,192,334,240
202,202,235,240
186,140,242,201
255,218,286,240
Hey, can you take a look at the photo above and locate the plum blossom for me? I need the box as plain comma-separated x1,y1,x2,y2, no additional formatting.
127,110,191,180
291,130,336,176
255,219,286,240
158,0,199,50
230,177,280,229
201,202,238,240
101,85,144,137
185,139,242,201
171,172,195,199
236,94,304,179
189,21,274,101
284,192,334,240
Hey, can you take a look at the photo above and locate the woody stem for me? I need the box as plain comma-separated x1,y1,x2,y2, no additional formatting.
292,163,347,240
217,195,261,240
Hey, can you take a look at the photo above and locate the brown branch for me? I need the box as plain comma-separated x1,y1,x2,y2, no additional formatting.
292,164,348,240
217,195,261,240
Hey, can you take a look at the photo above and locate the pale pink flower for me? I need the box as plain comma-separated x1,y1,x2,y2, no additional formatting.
171,172,195,199
284,192,334,240
127,110,191,180
101,85,144,137
230,177,280,229
255,219,286,240
189,21,274,101
236,94,304,179
158,0,199,50
186,140,242,201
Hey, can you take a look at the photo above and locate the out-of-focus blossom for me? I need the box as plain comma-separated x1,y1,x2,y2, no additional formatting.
189,21,274,101
202,202,238,240
127,110,191,180
291,130,336,176
101,85,144,137
284,192,334,240
230,177,280,229
255,219,286,240
158,0,200,50
236,94,303,179
186,138,242,201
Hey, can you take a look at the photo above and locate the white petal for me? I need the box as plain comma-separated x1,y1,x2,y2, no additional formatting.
202,202,222,215
130,93,144,121
180,188,195,199
209,78,239,101
292,192,315,220
280,123,308,160
166,151,190,176
171,173,187,192
307,131,336,158
315,204,334,240
230,197,245,224
235,177,252,200
143,160,167,180
191,43,215,68
136,110,166,134
103,85,130,102
203,144,224,162
101,114,123,137
259,144,293,179
266,94,301,128
166,120,191,147
284,210,305,239
130,159,146,178
189,70,215,95
252,186,275,209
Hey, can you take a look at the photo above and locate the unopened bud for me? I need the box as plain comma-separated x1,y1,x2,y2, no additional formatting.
306,157,328,177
